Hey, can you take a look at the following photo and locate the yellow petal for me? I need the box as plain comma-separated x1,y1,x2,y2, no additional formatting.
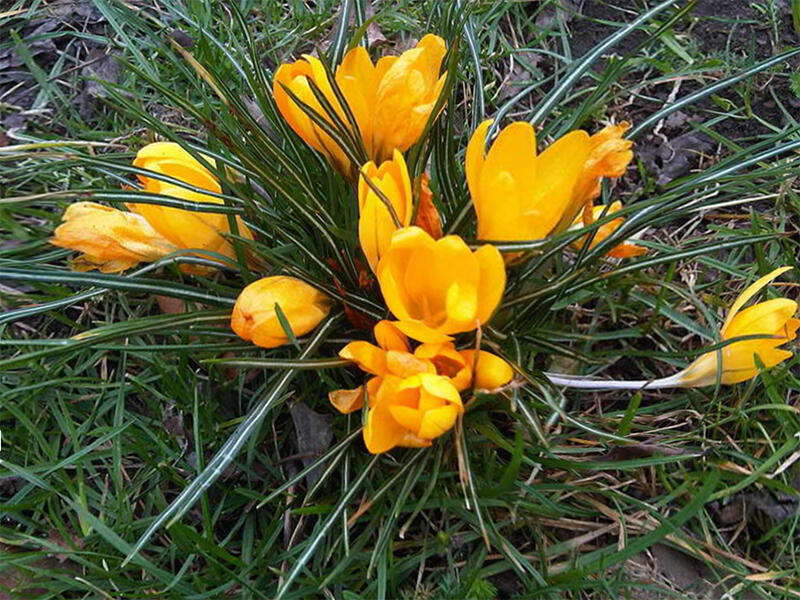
722,267,793,334
460,350,514,390
724,299,798,340
417,404,459,439
363,376,406,454
339,341,387,376
465,119,493,213
473,244,506,325
373,319,410,352
393,320,454,344
535,130,591,234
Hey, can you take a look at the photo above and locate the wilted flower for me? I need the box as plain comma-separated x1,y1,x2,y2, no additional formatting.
569,201,645,259
376,227,506,343
358,150,413,273
571,122,633,216
674,267,798,386
129,142,253,260
231,276,332,349
273,35,447,175
51,202,178,273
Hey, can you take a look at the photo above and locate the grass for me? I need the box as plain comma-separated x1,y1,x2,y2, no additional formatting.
1,0,800,598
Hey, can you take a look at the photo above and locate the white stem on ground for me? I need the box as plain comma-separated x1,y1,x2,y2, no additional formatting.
542,371,686,390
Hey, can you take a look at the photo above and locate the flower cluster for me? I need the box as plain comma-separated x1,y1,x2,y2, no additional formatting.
50,34,798,454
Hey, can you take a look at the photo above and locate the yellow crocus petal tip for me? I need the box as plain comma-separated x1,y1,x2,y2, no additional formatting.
231,276,331,349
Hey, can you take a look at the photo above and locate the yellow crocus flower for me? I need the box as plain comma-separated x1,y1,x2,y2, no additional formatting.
129,142,253,259
675,267,798,386
231,276,331,349
273,34,447,175
376,227,506,343
364,373,464,454
335,320,513,400
358,150,413,273
51,202,178,273
466,120,635,243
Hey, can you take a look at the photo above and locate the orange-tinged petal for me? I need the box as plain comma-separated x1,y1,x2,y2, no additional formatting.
374,319,410,352
385,350,434,378
414,173,442,239
329,386,365,414
339,341,387,376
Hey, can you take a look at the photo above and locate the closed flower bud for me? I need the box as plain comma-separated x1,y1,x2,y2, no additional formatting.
129,142,253,263
358,150,413,273
675,267,798,386
376,227,505,343
231,276,331,349
273,35,447,175
51,202,178,273
459,350,515,390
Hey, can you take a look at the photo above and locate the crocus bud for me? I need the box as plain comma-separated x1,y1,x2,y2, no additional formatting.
358,150,413,273
231,276,331,349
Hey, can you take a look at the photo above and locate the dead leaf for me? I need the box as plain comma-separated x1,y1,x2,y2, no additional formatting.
600,442,693,461
639,131,714,186
289,402,333,488
156,295,186,315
